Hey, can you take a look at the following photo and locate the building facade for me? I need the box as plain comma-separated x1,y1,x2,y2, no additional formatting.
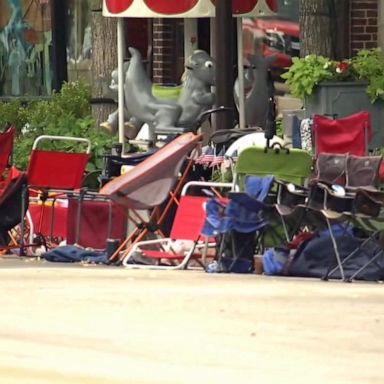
0,0,382,97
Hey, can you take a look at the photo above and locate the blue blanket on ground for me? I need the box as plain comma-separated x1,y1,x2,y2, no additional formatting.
43,245,108,264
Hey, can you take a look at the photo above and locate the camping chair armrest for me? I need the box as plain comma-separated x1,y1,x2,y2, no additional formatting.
128,237,172,248
353,188,384,217
181,180,235,196
307,181,355,211
306,181,334,210
122,238,173,267
275,178,308,206
275,179,308,194
355,187,384,203
315,181,355,198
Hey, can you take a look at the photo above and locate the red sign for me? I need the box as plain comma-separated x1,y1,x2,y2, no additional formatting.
105,0,134,13
144,0,199,14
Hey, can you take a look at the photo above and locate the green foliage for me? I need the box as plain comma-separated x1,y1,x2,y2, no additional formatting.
351,48,384,102
281,55,336,99
0,81,117,170
211,166,233,183
275,118,283,138
281,48,384,103
0,98,29,130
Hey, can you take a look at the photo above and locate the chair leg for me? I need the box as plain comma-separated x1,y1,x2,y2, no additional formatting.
347,249,384,282
326,232,379,280
322,217,345,281
19,186,28,256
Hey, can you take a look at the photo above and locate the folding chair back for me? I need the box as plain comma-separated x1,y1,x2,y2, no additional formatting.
313,111,371,156
346,154,382,188
169,195,209,240
315,153,347,184
100,132,202,209
0,124,15,176
27,135,91,190
235,146,312,187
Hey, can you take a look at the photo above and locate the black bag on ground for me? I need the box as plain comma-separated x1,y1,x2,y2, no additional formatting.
286,232,384,281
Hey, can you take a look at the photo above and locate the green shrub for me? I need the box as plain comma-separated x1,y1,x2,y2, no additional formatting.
0,81,117,171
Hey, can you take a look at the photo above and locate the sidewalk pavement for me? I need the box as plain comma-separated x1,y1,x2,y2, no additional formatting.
0,255,383,384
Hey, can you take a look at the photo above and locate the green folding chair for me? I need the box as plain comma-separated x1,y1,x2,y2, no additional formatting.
235,145,312,189
234,144,312,249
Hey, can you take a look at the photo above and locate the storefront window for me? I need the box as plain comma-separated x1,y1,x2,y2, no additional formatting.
66,0,91,83
0,0,53,97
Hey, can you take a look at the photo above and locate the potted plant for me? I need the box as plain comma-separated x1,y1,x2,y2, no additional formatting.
281,48,384,148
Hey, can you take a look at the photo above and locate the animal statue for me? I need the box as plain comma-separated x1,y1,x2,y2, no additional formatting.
100,61,142,139
176,50,216,126
234,52,276,129
101,47,216,141
124,47,182,139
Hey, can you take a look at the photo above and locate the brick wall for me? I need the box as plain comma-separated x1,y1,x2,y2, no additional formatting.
152,18,177,83
350,0,378,55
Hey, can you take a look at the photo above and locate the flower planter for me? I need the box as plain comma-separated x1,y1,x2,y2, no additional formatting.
304,81,384,149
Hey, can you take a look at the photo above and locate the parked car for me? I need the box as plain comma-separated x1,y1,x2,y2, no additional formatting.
242,16,300,75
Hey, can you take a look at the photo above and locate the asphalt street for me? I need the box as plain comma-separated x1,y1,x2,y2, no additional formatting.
0,256,383,384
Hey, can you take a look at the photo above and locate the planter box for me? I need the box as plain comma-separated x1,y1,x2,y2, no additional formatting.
304,81,384,149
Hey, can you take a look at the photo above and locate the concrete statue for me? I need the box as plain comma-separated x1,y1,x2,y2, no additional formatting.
101,47,216,141
234,52,276,129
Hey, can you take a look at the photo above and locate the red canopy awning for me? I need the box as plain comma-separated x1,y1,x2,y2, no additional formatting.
103,0,277,18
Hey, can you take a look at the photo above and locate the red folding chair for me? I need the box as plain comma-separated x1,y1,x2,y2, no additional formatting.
20,135,91,254
313,111,372,156
0,124,16,190
121,181,232,270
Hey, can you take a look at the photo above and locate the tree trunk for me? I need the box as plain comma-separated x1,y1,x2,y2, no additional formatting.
334,1,350,60
299,0,338,58
90,0,118,128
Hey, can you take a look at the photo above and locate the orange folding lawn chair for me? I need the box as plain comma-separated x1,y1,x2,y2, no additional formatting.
84,132,204,264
